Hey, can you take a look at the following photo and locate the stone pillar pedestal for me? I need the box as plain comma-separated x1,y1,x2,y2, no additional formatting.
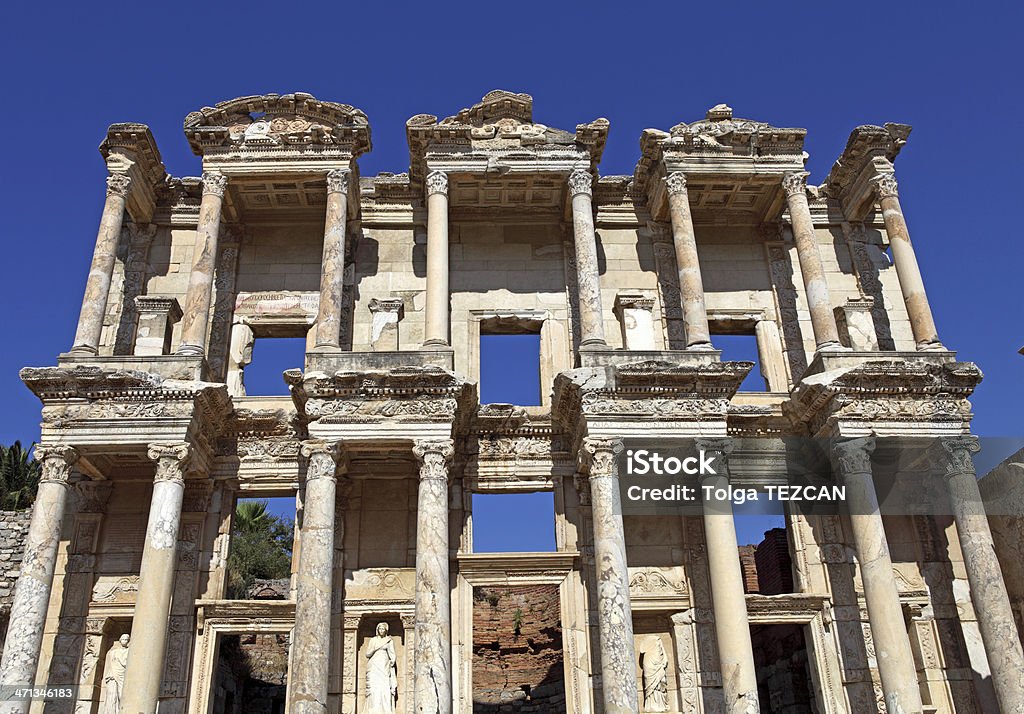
581,437,638,714
0,446,78,711
290,441,344,714
697,438,760,714
121,443,192,714
569,170,607,349
134,296,182,356
177,171,227,356
782,172,841,350
369,298,404,351
664,173,712,349
423,171,451,347
834,296,878,352
873,175,943,350
831,438,923,714
933,437,1024,712
412,439,455,714
71,174,132,354
614,292,656,350
314,170,350,349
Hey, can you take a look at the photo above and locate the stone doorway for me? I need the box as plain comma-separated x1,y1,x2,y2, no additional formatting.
471,584,565,712
750,624,818,713
210,631,290,714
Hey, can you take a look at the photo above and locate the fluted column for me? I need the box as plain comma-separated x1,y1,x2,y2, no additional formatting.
121,443,192,714
664,173,712,349
873,174,943,350
423,171,451,347
581,437,638,713
412,438,455,714
290,440,344,714
933,437,1024,712
70,174,132,354
782,172,841,350
0,446,78,711
569,170,608,348
177,171,228,355
697,438,759,714
314,170,350,350
832,438,923,714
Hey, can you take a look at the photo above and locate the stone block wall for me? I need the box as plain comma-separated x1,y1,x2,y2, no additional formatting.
0,510,30,652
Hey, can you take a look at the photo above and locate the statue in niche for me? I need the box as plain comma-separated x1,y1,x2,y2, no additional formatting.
640,638,669,712
364,622,398,713
101,634,130,714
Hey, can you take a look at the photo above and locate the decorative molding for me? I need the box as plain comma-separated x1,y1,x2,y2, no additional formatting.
106,173,132,199
201,171,228,198
425,170,448,197
567,169,592,198
326,169,350,195
300,440,343,481
664,172,687,197
873,173,899,200
831,437,875,476
580,437,622,478
35,445,79,484
782,171,809,199
413,439,454,481
148,443,192,484
934,436,980,479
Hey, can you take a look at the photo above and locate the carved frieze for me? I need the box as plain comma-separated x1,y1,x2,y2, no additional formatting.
92,575,140,603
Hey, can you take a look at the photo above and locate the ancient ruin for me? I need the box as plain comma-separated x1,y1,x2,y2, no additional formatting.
3,90,1022,713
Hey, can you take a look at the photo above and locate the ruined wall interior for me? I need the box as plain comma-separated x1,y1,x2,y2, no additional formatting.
3,89,1022,714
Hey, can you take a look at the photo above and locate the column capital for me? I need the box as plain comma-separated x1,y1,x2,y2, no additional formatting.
930,436,980,479
425,170,449,197
695,437,733,480
106,173,132,199
664,171,688,197
567,169,593,198
147,442,192,484
580,437,623,478
413,438,455,481
872,173,899,199
326,168,350,195
300,440,344,481
35,446,80,485
201,171,228,198
831,437,876,476
782,171,809,199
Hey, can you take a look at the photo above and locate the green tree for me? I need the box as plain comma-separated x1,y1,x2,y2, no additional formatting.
0,442,41,510
226,499,294,599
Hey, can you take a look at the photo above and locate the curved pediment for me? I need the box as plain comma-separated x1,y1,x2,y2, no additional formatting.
183,92,371,157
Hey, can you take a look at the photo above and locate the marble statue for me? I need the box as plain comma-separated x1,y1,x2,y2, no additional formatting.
641,638,669,712
101,634,130,714
364,622,397,713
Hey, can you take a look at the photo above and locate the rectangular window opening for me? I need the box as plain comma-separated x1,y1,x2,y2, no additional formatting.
479,332,541,406
227,496,296,600
712,332,767,391
243,337,307,396
471,492,556,553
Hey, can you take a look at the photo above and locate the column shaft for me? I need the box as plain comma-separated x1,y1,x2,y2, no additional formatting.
875,176,942,350
177,172,227,355
0,447,78,712
783,172,841,349
121,443,191,714
833,438,923,714
71,175,131,354
698,440,759,714
423,171,450,347
664,174,712,348
937,437,1024,712
582,437,638,713
412,439,455,714
569,170,607,348
290,441,343,714
314,170,350,349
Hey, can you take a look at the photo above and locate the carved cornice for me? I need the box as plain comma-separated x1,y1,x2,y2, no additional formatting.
567,170,592,198
580,437,623,478
782,171,809,199
201,172,228,198
147,442,192,484
413,439,455,481
106,173,132,199
326,169,350,195
425,171,448,197
35,446,79,484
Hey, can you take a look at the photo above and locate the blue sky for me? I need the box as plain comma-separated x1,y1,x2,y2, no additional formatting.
2,3,1021,546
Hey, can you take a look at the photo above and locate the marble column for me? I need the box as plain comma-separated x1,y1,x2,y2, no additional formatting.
290,440,344,714
580,437,638,713
70,174,132,354
933,436,1024,712
831,437,923,714
782,172,841,350
664,173,712,349
177,171,228,356
696,438,759,714
121,442,192,714
314,169,350,350
423,171,451,347
569,169,608,349
873,174,943,350
0,446,78,711
412,438,455,714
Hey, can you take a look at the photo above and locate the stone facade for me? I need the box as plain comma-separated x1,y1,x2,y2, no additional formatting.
4,90,1023,714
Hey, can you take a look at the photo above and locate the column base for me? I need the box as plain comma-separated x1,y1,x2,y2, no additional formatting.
311,342,340,353
579,340,610,351
686,341,716,351
917,340,947,352
68,344,99,355
420,339,451,351
816,341,851,353
175,344,205,357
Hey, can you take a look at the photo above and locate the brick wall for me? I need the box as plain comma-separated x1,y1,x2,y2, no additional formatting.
738,545,760,593
754,528,793,595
